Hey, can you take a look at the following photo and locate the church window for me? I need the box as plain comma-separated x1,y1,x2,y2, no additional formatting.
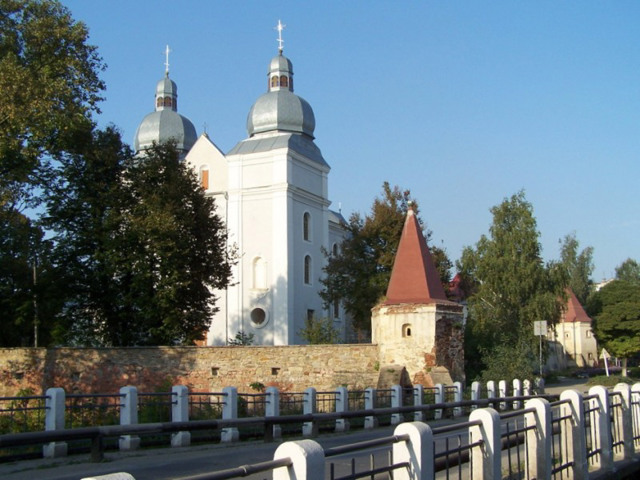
156,97,163,108
304,255,312,284
271,75,279,88
402,324,412,337
332,243,338,256
333,300,340,319
307,309,315,323
586,330,592,337
303,212,311,241
250,308,267,326
253,257,267,289
200,168,209,190
280,75,288,87
164,96,173,108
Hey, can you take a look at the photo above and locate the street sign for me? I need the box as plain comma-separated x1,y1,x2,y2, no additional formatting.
600,348,610,360
533,320,547,336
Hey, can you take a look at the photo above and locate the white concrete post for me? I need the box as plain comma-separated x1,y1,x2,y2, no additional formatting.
170,385,190,447
391,385,403,425
560,389,588,480
119,386,140,451
266,386,281,439
453,381,463,418
434,384,444,420
523,379,531,396
535,377,545,394
43,387,67,458
413,385,424,422
468,408,501,480
364,387,378,428
335,386,350,432
613,383,634,460
512,379,522,410
589,385,613,472
632,383,640,453
393,422,434,480
486,381,495,409
273,439,325,480
302,387,317,437
498,380,507,411
221,386,239,442
81,474,137,480
524,398,552,480
471,381,481,410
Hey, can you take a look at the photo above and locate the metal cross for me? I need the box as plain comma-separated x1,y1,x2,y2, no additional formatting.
276,20,286,53
164,45,171,75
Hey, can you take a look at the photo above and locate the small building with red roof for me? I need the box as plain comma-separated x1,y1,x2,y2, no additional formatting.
371,206,465,386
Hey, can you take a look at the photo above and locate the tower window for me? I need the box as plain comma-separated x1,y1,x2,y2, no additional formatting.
303,212,311,241
250,308,267,326
156,97,163,108
332,243,338,256
333,300,340,319
304,255,312,285
164,96,173,107
200,168,209,190
280,75,288,87
271,75,279,88
402,324,412,337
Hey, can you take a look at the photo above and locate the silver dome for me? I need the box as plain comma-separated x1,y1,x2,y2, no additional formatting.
247,53,315,138
247,90,315,137
134,109,197,153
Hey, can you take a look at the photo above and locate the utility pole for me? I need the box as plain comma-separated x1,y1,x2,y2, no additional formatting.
33,258,38,348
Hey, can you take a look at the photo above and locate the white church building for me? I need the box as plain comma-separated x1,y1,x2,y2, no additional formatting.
134,31,348,346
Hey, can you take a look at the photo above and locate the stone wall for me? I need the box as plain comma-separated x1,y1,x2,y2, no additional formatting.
0,345,380,396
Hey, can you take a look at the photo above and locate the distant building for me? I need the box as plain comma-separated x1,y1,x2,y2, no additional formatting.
134,34,349,346
547,289,598,369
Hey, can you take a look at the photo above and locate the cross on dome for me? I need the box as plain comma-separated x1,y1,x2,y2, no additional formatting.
276,20,286,53
164,45,171,75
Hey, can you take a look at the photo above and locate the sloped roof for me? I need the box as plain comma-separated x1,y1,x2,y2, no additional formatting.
562,289,592,323
384,207,452,305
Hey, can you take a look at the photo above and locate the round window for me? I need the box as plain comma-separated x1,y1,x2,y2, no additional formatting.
251,308,267,327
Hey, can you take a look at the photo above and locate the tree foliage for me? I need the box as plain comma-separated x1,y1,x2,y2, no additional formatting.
298,316,340,345
559,233,594,305
588,280,640,375
320,182,452,335
0,0,104,202
457,191,566,382
615,258,640,284
42,130,232,346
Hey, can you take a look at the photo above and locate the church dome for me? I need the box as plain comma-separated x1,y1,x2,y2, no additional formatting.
134,70,197,155
247,52,315,138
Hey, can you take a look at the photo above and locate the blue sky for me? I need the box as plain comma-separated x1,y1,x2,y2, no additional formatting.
63,1,640,281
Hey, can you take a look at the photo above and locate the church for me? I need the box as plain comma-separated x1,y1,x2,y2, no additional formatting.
133,26,349,346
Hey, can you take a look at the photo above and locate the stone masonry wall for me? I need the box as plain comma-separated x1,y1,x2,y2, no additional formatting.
0,345,379,396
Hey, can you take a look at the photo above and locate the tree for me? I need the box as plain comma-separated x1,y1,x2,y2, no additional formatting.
559,233,594,305
298,316,340,345
457,191,566,382
0,205,61,346
320,182,452,335
43,130,232,345
0,0,104,203
615,258,640,284
588,280,640,376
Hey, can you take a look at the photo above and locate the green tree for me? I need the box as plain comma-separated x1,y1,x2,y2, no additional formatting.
0,205,61,346
558,233,594,305
43,130,232,345
0,0,104,203
320,182,452,336
588,280,640,376
615,258,640,284
299,316,340,345
458,191,566,382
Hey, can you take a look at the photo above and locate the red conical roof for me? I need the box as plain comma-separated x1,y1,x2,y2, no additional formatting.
562,289,592,323
384,207,449,304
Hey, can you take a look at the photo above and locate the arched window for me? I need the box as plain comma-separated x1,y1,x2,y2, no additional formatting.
271,75,279,88
402,324,412,337
164,96,173,108
200,167,209,190
303,212,311,241
332,243,338,256
253,257,266,289
156,97,163,108
280,75,288,87
304,255,312,285
333,300,340,319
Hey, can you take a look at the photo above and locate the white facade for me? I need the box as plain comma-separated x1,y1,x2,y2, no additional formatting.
184,50,348,345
